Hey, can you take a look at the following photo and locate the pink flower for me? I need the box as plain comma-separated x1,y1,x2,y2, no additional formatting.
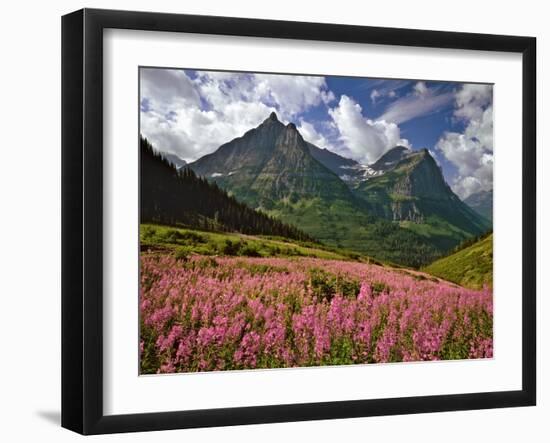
139,254,493,372
234,331,262,368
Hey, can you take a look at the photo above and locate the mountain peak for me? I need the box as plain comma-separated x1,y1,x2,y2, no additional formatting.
260,112,284,129
418,148,430,157
189,113,354,208
277,121,305,150
358,144,490,233
286,122,297,131
412,149,440,168
371,145,411,171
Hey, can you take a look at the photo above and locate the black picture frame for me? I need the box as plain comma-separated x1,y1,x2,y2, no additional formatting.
62,8,536,435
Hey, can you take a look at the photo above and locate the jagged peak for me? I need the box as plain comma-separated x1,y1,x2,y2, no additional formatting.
371,145,411,171
412,148,437,164
278,122,305,147
397,148,440,171
407,148,427,159
259,112,284,131
266,111,279,122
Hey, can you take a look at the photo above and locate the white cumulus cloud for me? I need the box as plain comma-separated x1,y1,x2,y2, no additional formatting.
297,120,335,151
329,95,410,164
436,84,493,199
140,68,200,113
139,69,334,161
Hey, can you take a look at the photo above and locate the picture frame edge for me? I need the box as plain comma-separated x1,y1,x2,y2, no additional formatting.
61,8,537,435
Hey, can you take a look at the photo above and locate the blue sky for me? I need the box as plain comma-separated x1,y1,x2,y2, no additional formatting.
140,68,493,199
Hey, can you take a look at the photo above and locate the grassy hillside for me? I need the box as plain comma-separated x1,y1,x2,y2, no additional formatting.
140,223,382,263
422,234,493,289
265,197,442,268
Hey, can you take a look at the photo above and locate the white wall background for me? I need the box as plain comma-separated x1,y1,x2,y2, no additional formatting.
0,0,546,441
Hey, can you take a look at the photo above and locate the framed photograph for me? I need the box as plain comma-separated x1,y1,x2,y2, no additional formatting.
62,8,536,435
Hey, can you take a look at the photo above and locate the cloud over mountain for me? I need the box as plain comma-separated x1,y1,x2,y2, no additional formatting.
139,68,492,196
328,95,410,164
140,69,334,161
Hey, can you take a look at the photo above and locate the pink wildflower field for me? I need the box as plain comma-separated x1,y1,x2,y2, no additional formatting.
140,253,493,374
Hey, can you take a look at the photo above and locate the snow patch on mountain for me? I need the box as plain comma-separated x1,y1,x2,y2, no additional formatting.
338,164,385,184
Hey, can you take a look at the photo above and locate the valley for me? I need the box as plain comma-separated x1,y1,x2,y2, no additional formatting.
138,71,494,374
140,230,493,373
185,112,490,266
139,115,494,373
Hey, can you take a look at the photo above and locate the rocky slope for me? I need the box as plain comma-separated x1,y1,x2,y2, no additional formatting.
187,112,490,263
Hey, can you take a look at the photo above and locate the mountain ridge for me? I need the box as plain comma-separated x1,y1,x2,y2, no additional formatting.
185,112,490,265
464,189,493,221
370,145,411,172
190,113,360,209
161,152,187,170
355,147,490,249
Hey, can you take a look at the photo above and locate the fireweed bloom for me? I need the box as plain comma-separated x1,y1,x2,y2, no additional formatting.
140,254,493,374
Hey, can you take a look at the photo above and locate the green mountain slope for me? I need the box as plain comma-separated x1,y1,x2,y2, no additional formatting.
355,148,491,250
140,223,370,262
190,113,356,209
188,114,444,267
189,114,380,256
422,233,493,289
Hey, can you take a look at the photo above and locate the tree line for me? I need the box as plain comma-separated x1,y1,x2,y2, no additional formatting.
140,136,315,242
449,229,493,254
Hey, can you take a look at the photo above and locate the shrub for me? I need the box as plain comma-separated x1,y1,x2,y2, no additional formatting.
308,268,361,302
240,244,261,257
222,239,242,255
175,246,191,261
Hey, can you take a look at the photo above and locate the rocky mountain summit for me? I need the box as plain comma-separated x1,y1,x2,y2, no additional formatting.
187,112,490,258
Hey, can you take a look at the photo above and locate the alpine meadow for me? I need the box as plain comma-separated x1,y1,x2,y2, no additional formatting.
139,68,494,374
